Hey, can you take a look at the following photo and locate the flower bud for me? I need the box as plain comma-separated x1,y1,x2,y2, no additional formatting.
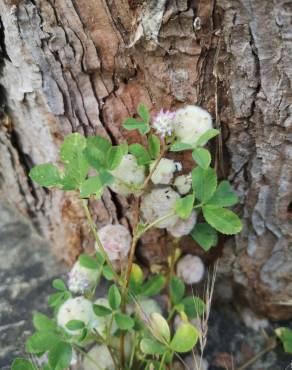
140,187,180,229
173,173,192,195
176,254,205,284
57,297,94,335
173,105,212,146
110,154,145,195
150,158,176,185
96,224,131,261
68,260,99,294
167,211,197,238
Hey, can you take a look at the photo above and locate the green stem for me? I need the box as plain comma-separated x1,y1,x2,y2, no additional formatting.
141,140,166,190
82,199,118,282
158,352,167,370
138,211,175,237
129,332,137,369
167,306,177,322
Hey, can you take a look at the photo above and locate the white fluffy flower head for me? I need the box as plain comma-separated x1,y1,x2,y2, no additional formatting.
140,187,180,229
152,109,176,137
150,158,177,185
110,154,145,196
57,297,94,335
96,224,131,261
68,260,99,294
173,173,192,195
173,105,212,146
167,211,197,238
83,345,115,370
176,254,205,284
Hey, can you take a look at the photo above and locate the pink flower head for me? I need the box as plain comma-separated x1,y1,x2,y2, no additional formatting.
152,109,176,137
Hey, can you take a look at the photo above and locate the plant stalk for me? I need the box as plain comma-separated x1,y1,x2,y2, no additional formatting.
82,199,118,282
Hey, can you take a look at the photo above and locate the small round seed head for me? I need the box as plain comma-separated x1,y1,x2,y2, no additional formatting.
140,187,180,229
176,254,205,284
167,211,197,238
68,260,99,294
110,154,145,196
96,224,132,261
57,297,94,335
83,345,115,370
173,173,192,195
150,158,177,185
173,105,212,146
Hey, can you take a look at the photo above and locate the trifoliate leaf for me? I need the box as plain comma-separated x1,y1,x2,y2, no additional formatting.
79,175,102,198
106,145,125,170
192,167,217,203
78,254,100,270
114,313,135,330
26,332,61,353
150,313,171,343
60,133,89,185
191,223,218,251
170,323,199,353
202,205,243,235
140,338,166,355
103,266,115,281
129,144,151,165
99,170,115,187
52,279,67,291
11,359,36,370
170,277,185,305
207,180,239,207
48,342,72,370
196,129,219,147
141,275,165,297
275,327,292,353
175,194,195,220
192,147,211,169
93,304,112,316
130,263,144,294
148,134,161,159
137,103,150,124
84,135,111,170
65,320,85,330
29,164,61,187
108,285,121,309
33,313,56,332
170,143,193,152
181,296,206,319
123,118,149,135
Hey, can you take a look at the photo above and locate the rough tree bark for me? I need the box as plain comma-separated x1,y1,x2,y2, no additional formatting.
0,0,291,320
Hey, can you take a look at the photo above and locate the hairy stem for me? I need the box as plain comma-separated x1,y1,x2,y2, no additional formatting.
82,199,118,282
158,352,167,370
141,140,166,190
139,211,175,237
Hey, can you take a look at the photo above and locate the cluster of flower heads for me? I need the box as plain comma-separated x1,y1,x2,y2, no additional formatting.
57,104,211,369
152,105,212,143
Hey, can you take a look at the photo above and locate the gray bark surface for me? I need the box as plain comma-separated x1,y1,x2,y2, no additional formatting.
0,0,291,319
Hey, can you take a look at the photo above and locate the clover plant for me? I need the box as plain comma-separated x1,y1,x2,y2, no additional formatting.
12,104,242,370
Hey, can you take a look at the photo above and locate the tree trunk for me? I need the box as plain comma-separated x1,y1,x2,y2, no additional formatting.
0,0,291,320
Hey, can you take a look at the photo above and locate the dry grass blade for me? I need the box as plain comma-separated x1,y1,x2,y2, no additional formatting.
192,260,218,370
